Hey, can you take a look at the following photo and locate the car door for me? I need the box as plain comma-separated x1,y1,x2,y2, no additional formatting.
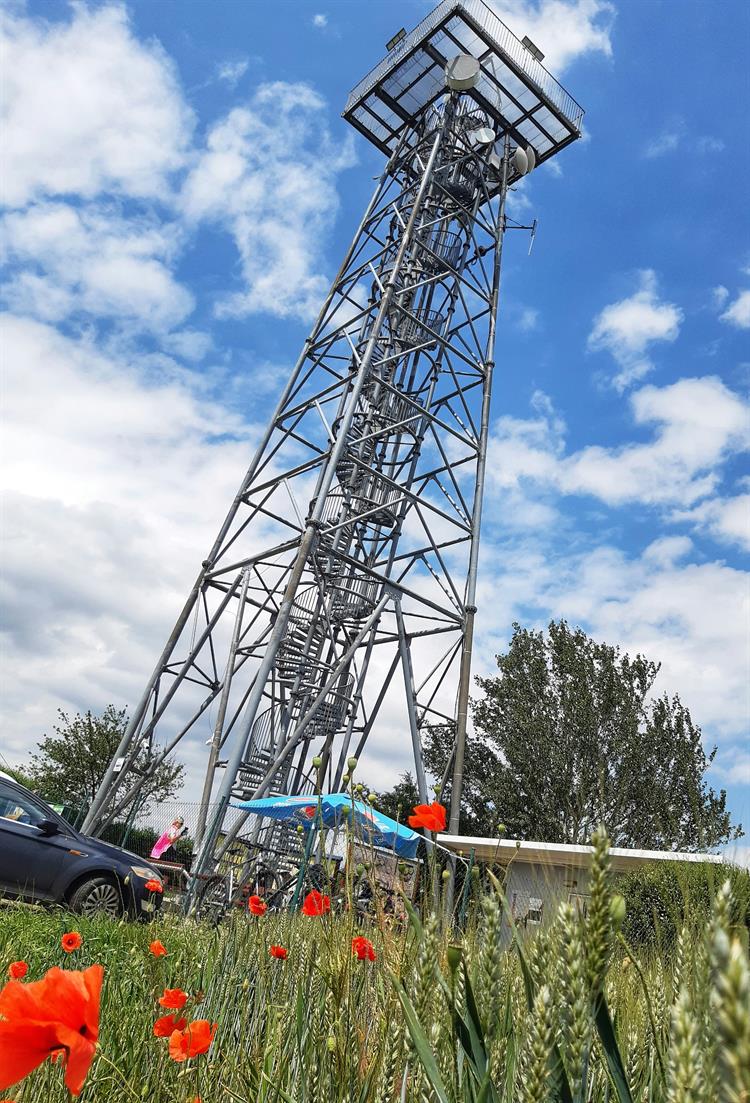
0,782,76,901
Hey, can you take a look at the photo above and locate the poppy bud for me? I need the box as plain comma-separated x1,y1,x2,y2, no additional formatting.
497,823,507,835
347,756,358,770
312,756,322,768
342,774,350,785
367,792,377,805
441,869,451,881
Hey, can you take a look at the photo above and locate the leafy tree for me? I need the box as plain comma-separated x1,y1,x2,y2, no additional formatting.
373,771,420,824
428,621,742,851
1,762,35,789
25,706,184,817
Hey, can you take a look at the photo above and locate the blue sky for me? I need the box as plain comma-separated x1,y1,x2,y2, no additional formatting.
1,0,748,854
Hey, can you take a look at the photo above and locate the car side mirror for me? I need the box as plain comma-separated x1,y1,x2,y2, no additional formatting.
37,818,60,836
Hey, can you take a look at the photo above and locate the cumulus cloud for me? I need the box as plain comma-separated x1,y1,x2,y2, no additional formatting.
588,269,684,390
312,13,328,29
488,376,749,514
489,0,614,73
473,534,750,745
719,288,750,330
181,82,355,322
0,4,193,206
672,494,750,553
0,313,260,769
1,202,193,331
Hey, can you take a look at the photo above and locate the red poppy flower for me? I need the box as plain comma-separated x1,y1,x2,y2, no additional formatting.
407,801,446,832
269,945,288,960
158,987,188,1010
153,1013,187,1038
60,932,82,953
144,879,163,894
168,1020,217,1063
149,940,168,957
352,936,376,961
301,890,331,917
7,963,27,980
247,895,267,916
0,964,103,1096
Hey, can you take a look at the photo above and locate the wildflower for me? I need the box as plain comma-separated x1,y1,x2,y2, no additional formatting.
352,936,375,961
144,879,163,894
149,940,168,957
0,963,103,1096
60,932,82,953
153,1013,187,1037
158,987,188,1010
168,1020,217,1062
301,890,331,917
407,802,446,832
7,963,27,980
269,945,288,960
248,895,267,916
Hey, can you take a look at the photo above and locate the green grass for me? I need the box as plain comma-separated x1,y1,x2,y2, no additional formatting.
1,838,749,1102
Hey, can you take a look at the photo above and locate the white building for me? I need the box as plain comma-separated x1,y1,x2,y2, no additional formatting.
439,835,724,927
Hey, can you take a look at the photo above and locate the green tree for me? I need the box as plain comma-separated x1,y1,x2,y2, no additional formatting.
428,621,742,851
25,706,184,816
374,771,420,824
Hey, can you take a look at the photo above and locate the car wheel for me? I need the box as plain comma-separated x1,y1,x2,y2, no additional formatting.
69,876,124,918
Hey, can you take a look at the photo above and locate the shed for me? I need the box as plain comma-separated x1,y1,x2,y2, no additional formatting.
438,834,724,927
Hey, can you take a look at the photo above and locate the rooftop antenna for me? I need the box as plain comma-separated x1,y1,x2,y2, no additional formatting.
81,0,584,907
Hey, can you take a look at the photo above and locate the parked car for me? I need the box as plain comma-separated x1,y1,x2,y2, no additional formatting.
0,777,163,919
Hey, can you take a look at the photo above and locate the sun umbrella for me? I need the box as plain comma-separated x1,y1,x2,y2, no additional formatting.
232,792,421,859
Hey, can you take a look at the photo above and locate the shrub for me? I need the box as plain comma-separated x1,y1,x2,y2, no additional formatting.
617,858,750,949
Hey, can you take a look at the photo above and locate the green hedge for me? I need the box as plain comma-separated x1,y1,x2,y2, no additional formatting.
617,858,750,949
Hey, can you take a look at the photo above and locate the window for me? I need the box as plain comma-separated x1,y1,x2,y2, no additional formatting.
0,782,48,827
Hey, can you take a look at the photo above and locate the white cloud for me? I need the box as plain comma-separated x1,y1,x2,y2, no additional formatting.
719,289,750,330
672,494,750,553
0,313,261,772
695,135,725,155
518,306,539,332
0,5,193,207
643,131,680,159
216,59,249,86
588,269,684,390
489,0,614,73
312,13,328,29
1,202,193,331
712,285,730,310
474,535,750,746
181,82,355,322
489,376,749,513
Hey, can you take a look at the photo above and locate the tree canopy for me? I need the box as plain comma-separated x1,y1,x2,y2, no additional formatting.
23,705,184,817
419,621,742,850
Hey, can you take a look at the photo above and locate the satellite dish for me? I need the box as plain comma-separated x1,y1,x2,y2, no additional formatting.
445,54,480,90
525,146,537,172
513,146,529,175
469,126,495,146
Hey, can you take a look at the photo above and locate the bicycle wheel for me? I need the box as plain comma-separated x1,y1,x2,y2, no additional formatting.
195,876,229,924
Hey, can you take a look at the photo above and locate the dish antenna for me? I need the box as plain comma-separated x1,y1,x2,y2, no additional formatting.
445,54,480,90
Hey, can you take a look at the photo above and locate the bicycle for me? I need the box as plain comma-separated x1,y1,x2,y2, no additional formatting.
192,837,294,924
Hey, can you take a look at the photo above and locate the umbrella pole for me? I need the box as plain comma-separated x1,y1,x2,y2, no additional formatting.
290,827,316,912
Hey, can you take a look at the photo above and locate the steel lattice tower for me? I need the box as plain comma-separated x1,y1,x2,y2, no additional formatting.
82,0,583,876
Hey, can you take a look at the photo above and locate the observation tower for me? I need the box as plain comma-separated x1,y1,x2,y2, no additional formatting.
82,0,584,880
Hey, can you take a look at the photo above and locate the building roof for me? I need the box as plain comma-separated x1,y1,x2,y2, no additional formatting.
438,834,724,872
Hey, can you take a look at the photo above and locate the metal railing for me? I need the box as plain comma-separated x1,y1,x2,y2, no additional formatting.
343,0,583,131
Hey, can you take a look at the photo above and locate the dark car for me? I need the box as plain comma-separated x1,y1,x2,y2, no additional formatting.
0,777,163,919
